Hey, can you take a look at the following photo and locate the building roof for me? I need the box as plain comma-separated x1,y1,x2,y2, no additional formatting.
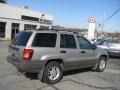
0,3,53,21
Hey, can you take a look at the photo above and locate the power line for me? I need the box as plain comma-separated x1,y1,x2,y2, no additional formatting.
99,0,120,33
103,0,120,24
103,8,120,24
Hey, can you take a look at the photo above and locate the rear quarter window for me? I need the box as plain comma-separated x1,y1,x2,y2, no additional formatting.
12,31,32,46
32,33,57,47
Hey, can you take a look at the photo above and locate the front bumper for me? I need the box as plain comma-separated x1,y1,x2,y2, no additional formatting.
7,55,45,73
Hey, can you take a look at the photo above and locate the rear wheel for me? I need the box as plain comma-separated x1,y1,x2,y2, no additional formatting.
42,61,63,84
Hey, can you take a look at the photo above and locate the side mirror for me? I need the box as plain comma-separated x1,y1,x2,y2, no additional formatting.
92,44,97,49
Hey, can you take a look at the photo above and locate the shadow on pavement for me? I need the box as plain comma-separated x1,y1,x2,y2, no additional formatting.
23,68,91,80
63,68,91,76
109,56,120,59
24,72,38,80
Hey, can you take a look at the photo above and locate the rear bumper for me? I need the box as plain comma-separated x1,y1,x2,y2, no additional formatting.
7,55,45,73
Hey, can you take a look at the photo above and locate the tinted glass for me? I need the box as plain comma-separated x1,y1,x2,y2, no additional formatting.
102,41,107,45
108,40,120,44
77,36,92,49
100,40,120,45
95,39,105,45
60,34,77,49
12,32,32,46
32,33,57,47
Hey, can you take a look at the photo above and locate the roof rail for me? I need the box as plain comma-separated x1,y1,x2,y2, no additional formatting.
36,28,50,30
58,29,80,34
36,28,80,34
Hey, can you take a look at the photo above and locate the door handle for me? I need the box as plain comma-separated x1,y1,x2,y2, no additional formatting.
60,50,66,53
81,51,86,53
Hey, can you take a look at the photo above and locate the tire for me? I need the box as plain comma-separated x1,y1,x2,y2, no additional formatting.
96,56,107,72
42,61,63,84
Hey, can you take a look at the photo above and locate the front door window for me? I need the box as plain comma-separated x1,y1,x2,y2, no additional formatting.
77,36,93,49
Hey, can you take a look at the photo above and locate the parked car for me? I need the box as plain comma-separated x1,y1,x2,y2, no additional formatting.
96,39,120,57
90,39,105,45
7,29,108,84
95,39,105,45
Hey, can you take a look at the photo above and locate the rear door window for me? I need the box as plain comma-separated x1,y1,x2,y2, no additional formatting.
60,34,77,49
12,31,32,46
32,33,57,47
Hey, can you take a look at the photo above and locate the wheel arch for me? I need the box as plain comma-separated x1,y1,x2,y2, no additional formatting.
100,55,108,61
42,59,64,84
45,59,64,69
38,59,64,81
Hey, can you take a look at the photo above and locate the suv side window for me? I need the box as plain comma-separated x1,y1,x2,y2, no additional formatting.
77,36,93,49
60,34,77,49
32,33,57,47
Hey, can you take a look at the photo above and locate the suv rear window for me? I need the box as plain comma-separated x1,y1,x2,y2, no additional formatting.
12,31,32,46
32,33,57,47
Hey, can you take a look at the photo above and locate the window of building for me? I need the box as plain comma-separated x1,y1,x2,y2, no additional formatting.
32,33,57,47
0,0,7,3
77,36,92,49
24,24,36,30
11,23,19,39
21,15,39,21
60,34,77,49
40,25,49,29
0,22,6,38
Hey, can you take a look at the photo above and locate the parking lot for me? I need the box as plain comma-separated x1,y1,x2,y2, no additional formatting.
0,41,120,90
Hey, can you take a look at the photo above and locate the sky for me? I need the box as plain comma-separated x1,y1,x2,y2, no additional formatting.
8,0,120,32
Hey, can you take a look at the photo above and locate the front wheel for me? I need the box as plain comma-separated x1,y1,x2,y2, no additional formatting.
96,57,107,72
42,61,63,84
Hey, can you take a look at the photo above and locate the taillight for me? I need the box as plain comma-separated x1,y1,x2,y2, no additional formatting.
23,49,34,60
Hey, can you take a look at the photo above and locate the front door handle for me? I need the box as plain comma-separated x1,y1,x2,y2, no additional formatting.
60,50,66,53
81,51,86,53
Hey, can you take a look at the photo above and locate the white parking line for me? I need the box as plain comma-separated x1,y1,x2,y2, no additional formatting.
105,69,120,74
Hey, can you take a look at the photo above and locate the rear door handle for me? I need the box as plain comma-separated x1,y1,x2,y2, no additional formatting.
60,50,66,53
81,51,86,53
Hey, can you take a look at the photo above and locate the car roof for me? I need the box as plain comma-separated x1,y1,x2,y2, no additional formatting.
21,29,80,35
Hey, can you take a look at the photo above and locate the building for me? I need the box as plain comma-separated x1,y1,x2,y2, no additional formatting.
0,2,53,40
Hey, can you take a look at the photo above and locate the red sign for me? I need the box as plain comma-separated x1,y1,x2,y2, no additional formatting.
88,17,96,23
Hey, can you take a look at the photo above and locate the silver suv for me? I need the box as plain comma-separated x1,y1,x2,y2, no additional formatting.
7,29,108,84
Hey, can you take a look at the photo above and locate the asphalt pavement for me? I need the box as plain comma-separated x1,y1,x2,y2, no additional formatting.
0,41,120,90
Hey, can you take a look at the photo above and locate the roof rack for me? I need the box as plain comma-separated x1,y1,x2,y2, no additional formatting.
36,28,80,34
